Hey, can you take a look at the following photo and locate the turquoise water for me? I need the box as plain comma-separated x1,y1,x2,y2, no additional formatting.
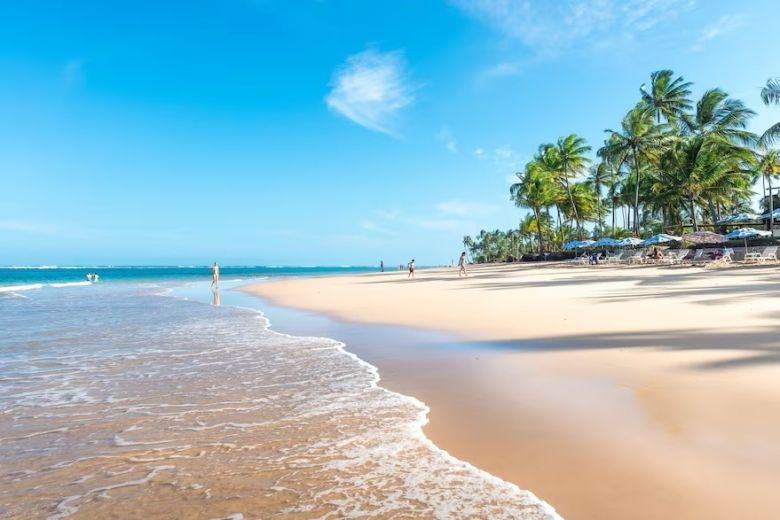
0,275,558,519
0,265,377,292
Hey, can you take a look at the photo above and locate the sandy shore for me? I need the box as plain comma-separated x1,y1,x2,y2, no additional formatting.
242,263,780,519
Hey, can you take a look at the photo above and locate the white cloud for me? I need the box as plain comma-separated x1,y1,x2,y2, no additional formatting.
436,126,458,152
375,209,400,220
690,14,746,52
473,147,486,158
450,0,693,55
325,48,416,136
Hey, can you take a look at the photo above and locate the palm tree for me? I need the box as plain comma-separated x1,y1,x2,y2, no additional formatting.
683,88,756,145
588,162,609,235
640,70,693,124
552,135,591,236
754,148,780,232
602,104,669,235
760,78,780,146
511,162,556,256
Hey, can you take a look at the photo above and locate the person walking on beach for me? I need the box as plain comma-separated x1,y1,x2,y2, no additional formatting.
211,262,220,288
408,259,415,279
458,252,468,277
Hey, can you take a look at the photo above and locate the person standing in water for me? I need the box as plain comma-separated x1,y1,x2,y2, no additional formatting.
85,273,92,283
380,260,384,272
458,252,468,277
211,262,220,288
93,273,100,283
407,259,415,279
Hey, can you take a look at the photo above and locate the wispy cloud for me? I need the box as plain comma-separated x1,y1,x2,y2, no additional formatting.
450,0,693,56
435,126,458,152
325,48,416,136
690,14,746,52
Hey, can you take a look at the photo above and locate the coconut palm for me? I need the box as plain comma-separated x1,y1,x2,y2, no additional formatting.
754,148,780,232
588,162,609,235
551,134,591,236
510,162,556,256
640,70,693,124
760,77,780,146
602,104,669,235
683,88,756,145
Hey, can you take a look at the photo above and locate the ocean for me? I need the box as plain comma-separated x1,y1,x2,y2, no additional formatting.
0,268,558,519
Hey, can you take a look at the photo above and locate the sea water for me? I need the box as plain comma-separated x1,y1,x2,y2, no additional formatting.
0,275,559,519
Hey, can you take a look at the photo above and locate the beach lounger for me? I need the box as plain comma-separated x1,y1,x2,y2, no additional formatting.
569,253,589,265
744,246,777,263
660,249,689,265
605,252,624,264
623,251,645,264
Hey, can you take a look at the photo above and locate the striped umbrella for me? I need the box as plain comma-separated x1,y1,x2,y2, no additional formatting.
682,231,726,244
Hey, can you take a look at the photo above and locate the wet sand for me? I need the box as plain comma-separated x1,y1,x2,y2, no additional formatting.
241,263,780,519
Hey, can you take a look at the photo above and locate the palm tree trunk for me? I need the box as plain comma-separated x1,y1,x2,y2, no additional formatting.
769,174,775,235
689,195,698,232
707,199,719,233
632,147,642,236
563,174,581,237
533,206,545,256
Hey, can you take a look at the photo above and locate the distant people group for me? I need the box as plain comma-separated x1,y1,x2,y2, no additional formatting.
85,272,100,283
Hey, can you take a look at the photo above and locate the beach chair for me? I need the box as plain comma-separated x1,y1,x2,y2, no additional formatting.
745,246,777,263
623,251,645,264
605,251,624,264
569,253,589,265
661,249,689,265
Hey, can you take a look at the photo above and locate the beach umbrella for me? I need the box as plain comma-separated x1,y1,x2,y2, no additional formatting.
591,237,621,248
724,227,771,251
717,212,760,225
682,231,726,244
618,237,645,248
760,208,780,220
643,233,682,245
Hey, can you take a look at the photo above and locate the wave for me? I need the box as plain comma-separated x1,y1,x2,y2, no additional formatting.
0,281,92,293
157,286,561,518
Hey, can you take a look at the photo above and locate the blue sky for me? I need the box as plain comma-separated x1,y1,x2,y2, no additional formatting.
1,0,778,266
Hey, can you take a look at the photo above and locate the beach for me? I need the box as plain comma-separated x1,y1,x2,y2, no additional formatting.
242,262,780,519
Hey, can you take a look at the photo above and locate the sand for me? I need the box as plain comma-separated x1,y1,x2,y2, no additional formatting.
241,262,780,519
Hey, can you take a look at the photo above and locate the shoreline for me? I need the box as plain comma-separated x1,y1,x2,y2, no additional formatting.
240,263,780,519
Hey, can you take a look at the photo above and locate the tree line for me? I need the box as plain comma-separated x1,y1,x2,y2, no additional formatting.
464,71,780,260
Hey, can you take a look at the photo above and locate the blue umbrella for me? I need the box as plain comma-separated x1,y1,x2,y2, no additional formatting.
717,213,759,224
724,227,771,251
591,238,621,248
618,237,645,248
725,227,771,240
643,233,682,245
563,239,595,251
760,208,780,220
